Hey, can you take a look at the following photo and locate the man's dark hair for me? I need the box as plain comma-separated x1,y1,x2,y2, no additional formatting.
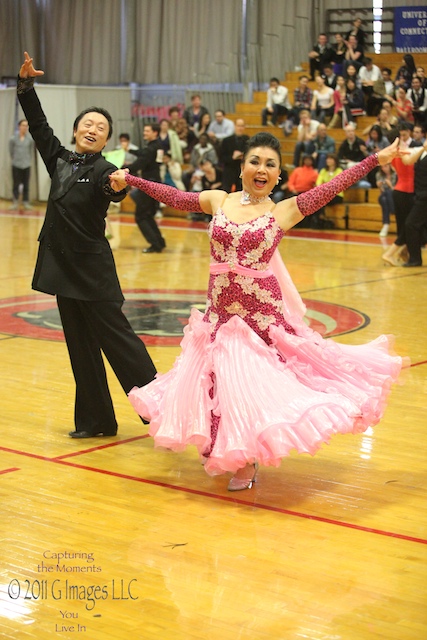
119,133,130,141
145,123,160,135
72,107,113,143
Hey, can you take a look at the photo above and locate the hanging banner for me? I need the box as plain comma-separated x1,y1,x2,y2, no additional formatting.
394,6,427,52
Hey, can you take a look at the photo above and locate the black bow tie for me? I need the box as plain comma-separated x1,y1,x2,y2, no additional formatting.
69,151,95,165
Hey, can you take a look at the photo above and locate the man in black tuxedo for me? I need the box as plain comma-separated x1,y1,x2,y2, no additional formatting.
128,124,166,253
219,119,249,193
18,52,156,438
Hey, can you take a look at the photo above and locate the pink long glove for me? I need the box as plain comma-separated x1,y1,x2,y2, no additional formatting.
125,174,204,212
296,154,379,216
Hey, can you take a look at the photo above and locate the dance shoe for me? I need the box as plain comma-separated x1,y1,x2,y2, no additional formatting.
68,430,117,438
402,261,422,267
227,463,259,492
142,246,164,253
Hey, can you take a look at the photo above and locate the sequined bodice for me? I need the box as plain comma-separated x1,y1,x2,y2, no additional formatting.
204,208,295,342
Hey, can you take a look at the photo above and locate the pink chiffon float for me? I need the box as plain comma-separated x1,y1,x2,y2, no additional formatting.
129,208,404,476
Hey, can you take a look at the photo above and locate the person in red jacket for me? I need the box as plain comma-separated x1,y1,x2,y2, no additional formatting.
287,154,318,195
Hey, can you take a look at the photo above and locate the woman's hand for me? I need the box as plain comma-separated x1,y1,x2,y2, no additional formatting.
377,138,410,165
109,169,129,191
19,51,44,79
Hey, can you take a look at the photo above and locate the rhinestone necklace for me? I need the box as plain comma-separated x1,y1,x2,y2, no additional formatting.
240,190,271,205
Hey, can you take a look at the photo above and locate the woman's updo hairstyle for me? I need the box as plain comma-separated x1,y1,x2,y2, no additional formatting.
243,132,282,166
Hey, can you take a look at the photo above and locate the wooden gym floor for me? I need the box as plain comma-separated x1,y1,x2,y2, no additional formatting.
0,201,426,640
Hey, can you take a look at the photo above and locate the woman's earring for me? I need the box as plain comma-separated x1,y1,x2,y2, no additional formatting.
239,172,243,178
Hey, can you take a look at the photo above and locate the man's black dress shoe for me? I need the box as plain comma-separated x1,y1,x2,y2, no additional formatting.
142,246,163,254
402,261,422,267
69,430,117,439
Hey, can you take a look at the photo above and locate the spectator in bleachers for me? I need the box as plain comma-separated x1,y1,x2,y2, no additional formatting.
381,68,395,100
288,154,318,196
332,33,347,76
367,68,394,117
270,167,289,204
412,124,426,145
117,133,139,166
391,87,414,126
310,75,334,123
362,106,397,140
415,66,427,89
219,118,249,193
191,158,223,223
344,63,362,89
343,35,364,74
329,75,347,128
168,106,181,131
345,78,366,121
175,117,197,162
189,133,218,175
183,94,210,133
308,33,334,81
338,124,371,189
284,75,313,133
292,109,319,167
345,17,368,53
314,153,344,226
261,77,291,127
365,124,389,186
407,76,427,126
322,63,338,90
207,109,235,146
394,54,417,91
376,163,397,237
158,118,183,163
312,123,335,170
194,112,212,138
358,57,382,115
160,150,185,192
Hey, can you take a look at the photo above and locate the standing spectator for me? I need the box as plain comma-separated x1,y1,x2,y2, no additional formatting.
220,118,249,193
345,17,368,52
322,63,338,90
332,33,347,76
358,57,382,114
292,110,319,167
407,76,427,125
207,110,235,146
183,94,209,133
376,163,396,237
310,75,334,123
308,34,334,81
287,154,318,196
394,55,417,91
261,77,291,127
128,123,166,254
285,75,313,132
17,51,157,438
312,123,335,170
343,35,364,74
9,119,34,210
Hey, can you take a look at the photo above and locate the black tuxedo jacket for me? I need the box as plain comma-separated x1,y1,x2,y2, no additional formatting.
220,134,250,166
19,88,126,301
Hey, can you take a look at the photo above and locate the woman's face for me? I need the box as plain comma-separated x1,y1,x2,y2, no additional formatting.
241,146,281,197
347,65,356,76
397,88,406,100
201,113,211,126
326,156,336,170
370,130,379,141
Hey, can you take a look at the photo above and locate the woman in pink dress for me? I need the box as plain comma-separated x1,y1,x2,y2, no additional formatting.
110,133,408,491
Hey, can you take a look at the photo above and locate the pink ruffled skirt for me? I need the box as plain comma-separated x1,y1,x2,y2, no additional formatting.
129,309,404,476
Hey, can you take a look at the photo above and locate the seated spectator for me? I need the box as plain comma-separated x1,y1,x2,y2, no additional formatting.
381,68,396,100
345,78,366,121
322,63,338,90
192,159,223,222
391,87,414,125
406,76,427,125
160,150,186,192
292,109,319,167
412,123,426,145
158,118,183,163
338,123,371,188
219,118,249,193
358,57,382,115
329,75,347,128
365,124,389,154
343,35,364,74
116,132,139,166
270,167,289,204
311,75,334,123
311,123,335,170
184,132,218,189
314,153,343,227
394,54,416,91
345,17,368,52
288,154,318,196
308,33,334,81
332,33,347,76
376,163,397,237
344,63,362,89
368,67,395,117
168,106,181,131
415,66,427,89
285,75,313,133
261,77,291,126
183,94,210,132
194,112,212,138
207,109,235,147
175,117,197,162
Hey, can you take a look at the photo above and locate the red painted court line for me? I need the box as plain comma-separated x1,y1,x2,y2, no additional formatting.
0,467,20,475
2,444,426,545
53,434,150,460
410,359,427,368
